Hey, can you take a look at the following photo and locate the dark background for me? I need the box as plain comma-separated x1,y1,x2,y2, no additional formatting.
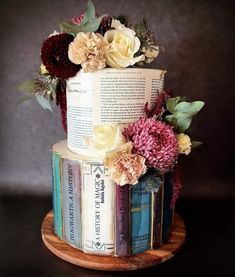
0,0,235,275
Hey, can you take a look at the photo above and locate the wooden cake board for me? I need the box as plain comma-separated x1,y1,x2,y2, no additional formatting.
41,211,186,271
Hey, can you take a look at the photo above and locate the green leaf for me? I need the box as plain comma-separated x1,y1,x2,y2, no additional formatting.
165,114,177,128
60,15,105,34
165,100,205,132
35,95,52,112
17,80,35,93
165,113,192,132
79,16,106,32
60,21,81,36
175,101,205,115
166,96,181,113
85,0,96,20
60,0,105,35
15,95,33,106
176,114,193,133
191,140,203,148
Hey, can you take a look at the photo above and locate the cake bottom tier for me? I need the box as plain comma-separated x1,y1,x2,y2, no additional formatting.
52,140,174,257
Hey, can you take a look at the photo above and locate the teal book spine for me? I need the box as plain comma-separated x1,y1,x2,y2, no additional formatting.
130,179,152,254
52,152,63,239
62,158,82,249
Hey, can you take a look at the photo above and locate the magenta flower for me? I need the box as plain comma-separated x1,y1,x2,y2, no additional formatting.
123,117,178,173
72,13,84,25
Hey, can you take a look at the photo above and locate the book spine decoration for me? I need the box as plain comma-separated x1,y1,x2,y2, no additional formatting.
115,184,130,256
82,162,115,255
130,178,152,254
52,152,63,239
151,186,164,248
162,172,174,243
62,158,82,249
51,141,175,255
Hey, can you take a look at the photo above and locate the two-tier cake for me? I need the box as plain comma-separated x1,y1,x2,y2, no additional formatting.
18,0,204,259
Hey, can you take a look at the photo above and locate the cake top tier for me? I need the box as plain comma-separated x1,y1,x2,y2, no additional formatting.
66,68,166,157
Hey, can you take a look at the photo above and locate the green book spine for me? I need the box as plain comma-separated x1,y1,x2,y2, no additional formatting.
52,152,63,239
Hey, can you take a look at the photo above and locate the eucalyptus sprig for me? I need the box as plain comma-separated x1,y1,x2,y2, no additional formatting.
165,96,205,133
17,74,59,112
60,0,106,35
134,18,160,64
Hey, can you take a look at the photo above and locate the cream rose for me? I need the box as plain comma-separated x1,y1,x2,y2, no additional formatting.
83,123,126,157
104,20,144,68
177,133,192,155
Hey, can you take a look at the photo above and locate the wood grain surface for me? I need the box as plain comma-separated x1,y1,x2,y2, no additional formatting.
41,211,186,271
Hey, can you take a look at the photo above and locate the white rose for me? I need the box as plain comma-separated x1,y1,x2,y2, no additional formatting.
111,19,136,37
104,20,144,68
83,124,126,158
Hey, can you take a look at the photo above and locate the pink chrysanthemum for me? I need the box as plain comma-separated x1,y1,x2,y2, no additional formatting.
123,117,178,173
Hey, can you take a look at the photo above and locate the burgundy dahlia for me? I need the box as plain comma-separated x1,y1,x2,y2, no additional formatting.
123,117,178,173
41,34,80,79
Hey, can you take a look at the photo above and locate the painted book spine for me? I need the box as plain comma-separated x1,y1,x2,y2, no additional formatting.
151,186,164,249
62,158,82,249
162,172,174,243
130,179,152,254
82,162,115,255
52,152,63,239
115,184,130,256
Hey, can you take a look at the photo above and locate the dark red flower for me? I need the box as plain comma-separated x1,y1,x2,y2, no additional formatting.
144,90,172,118
56,85,67,134
41,34,80,79
171,165,182,207
97,16,112,35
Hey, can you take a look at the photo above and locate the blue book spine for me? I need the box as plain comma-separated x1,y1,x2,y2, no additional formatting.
62,158,82,249
162,172,174,243
52,152,63,239
130,179,152,254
